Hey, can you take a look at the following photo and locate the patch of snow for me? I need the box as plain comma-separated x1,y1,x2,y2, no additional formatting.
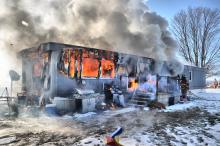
162,102,195,112
74,112,96,119
101,102,106,106
61,115,73,120
75,88,95,95
78,123,220,146
21,20,29,27
190,89,220,113
165,125,219,146
119,138,139,146
207,123,220,141
143,107,150,111
105,107,136,116
45,104,56,107
53,97,70,100
120,136,154,146
191,89,220,97
0,136,16,145
77,136,104,145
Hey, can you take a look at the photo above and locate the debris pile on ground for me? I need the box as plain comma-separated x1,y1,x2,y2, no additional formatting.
148,101,166,110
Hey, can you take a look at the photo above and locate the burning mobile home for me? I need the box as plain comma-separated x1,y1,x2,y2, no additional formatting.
18,42,197,110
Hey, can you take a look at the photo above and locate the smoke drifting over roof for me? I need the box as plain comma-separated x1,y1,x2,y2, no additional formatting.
0,0,183,76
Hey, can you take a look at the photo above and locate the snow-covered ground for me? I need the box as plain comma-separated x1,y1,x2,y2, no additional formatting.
0,89,219,146
190,89,220,113
160,89,220,113
163,102,195,112
76,89,220,146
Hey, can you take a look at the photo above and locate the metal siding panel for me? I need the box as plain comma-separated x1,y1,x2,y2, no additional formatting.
183,65,206,89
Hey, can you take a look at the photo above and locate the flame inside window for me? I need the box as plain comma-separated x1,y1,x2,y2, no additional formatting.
128,79,139,92
69,51,75,78
59,48,116,79
101,60,115,78
82,58,99,77
59,49,77,77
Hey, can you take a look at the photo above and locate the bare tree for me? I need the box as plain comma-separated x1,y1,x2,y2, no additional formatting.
172,7,220,76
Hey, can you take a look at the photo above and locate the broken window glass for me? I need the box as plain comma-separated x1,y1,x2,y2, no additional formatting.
58,48,76,78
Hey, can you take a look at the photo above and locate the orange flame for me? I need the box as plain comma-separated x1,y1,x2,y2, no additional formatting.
69,54,75,78
128,79,138,92
60,49,116,78
101,60,115,78
82,58,99,77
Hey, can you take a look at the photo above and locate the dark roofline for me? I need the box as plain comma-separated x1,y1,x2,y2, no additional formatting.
41,42,147,58
17,42,205,71
41,42,91,51
17,47,38,58
184,64,207,70
17,42,147,58
17,42,117,58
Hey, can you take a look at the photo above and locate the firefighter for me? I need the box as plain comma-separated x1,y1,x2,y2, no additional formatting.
214,79,218,88
180,75,189,101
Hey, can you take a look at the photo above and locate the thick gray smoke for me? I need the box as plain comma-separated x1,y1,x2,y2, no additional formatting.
0,0,183,77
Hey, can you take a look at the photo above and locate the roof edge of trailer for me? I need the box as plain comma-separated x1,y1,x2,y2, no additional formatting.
40,42,108,52
40,42,154,59
17,42,207,70
17,47,38,58
184,65,207,70
17,42,151,58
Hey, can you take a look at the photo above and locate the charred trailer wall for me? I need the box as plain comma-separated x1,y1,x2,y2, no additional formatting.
18,47,51,97
18,43,141,100
18,42,123,100
21,57,33,93
48,43,120,98
20,45,152,97
18,42,184,103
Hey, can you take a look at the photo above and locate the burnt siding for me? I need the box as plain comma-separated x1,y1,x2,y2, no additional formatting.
183,66,206,89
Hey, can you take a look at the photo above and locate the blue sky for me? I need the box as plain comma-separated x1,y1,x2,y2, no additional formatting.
147,0,220,23
146,0,220,67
